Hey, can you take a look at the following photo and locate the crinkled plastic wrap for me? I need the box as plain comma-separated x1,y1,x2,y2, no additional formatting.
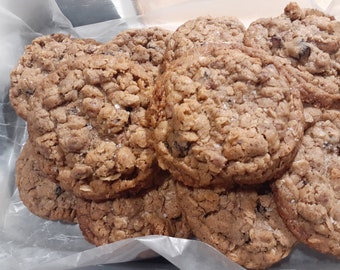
0,0,339,269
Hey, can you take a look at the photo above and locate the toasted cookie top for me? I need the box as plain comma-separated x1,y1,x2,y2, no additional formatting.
273,109,340,258
150,43,304,187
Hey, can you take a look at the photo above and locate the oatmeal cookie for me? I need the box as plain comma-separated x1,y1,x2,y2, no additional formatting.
77,175,191,246
272,109,340,258
16,142,77,223
164,16,245,69
244,2,340,108
11,28,171,201
176,183,297,269
9,34,101,119
150,43,304,187
27,52,161,201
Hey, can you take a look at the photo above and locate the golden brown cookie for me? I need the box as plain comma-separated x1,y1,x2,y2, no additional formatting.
77,175,191,246
16,142,77,223
273,109,340,258
150,43,304,188
176,183,297,269
244,2,340,108
31,52,161,201
11,28,172,201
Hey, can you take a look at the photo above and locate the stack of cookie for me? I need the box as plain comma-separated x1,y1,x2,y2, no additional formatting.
10,28,191,243
9,2,340,270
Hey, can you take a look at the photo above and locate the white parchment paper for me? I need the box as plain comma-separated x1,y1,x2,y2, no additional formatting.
0,0,339,269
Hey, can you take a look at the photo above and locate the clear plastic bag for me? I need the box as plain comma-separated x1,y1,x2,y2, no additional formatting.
0,0,339,269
